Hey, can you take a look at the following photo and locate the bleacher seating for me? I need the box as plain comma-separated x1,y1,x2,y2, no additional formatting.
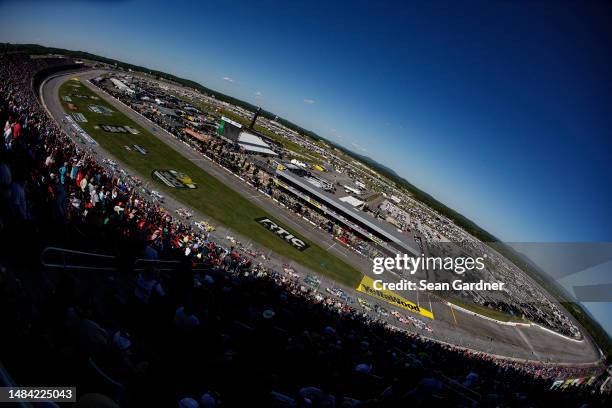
0,53,609,407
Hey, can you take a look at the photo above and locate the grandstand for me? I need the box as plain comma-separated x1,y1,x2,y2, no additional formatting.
275,167,421,256
0,53,610,407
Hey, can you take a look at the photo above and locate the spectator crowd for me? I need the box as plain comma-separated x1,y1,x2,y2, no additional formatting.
96,75,580,339
1,53,610,407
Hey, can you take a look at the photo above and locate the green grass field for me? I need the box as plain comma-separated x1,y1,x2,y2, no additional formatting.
59,78,362,287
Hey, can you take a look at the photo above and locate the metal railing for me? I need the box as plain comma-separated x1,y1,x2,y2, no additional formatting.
41,247,117,271
133,258,211,274
41,247,212,274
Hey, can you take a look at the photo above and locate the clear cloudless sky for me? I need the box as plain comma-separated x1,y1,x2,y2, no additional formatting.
2,1,612,332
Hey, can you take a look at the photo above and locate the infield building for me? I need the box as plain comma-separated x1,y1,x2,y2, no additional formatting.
217,109,278,157
274,167,421,257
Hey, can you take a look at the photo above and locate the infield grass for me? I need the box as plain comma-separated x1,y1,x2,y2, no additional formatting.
58,78,362,287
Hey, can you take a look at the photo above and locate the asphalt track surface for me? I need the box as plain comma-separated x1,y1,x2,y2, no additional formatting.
41,70,602,366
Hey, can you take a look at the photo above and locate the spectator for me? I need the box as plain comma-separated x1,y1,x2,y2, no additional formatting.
134,267,165,304
174,304,200,331
0,52,608,408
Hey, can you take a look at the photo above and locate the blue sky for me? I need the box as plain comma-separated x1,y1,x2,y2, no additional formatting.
2,0,611,242
2,1,611,330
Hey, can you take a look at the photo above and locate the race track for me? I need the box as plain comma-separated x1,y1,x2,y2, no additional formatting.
40,69,603,366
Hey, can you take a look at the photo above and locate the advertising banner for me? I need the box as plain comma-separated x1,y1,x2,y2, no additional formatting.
357,275,434,319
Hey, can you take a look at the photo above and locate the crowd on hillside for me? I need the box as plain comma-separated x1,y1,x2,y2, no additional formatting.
1,53,610,407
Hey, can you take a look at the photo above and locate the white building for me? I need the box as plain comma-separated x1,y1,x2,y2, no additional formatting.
110,78,135,95
238,131,277,157
343,185,362,195
339,195,365,207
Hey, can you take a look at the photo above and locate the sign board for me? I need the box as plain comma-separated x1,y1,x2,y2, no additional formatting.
152,169,197,189
255,217,309,251
357,275,434,319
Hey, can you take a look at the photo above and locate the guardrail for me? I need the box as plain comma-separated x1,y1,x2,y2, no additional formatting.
133,258,180,273
41,247,117,271
41,247,212,275
133,258,210,274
